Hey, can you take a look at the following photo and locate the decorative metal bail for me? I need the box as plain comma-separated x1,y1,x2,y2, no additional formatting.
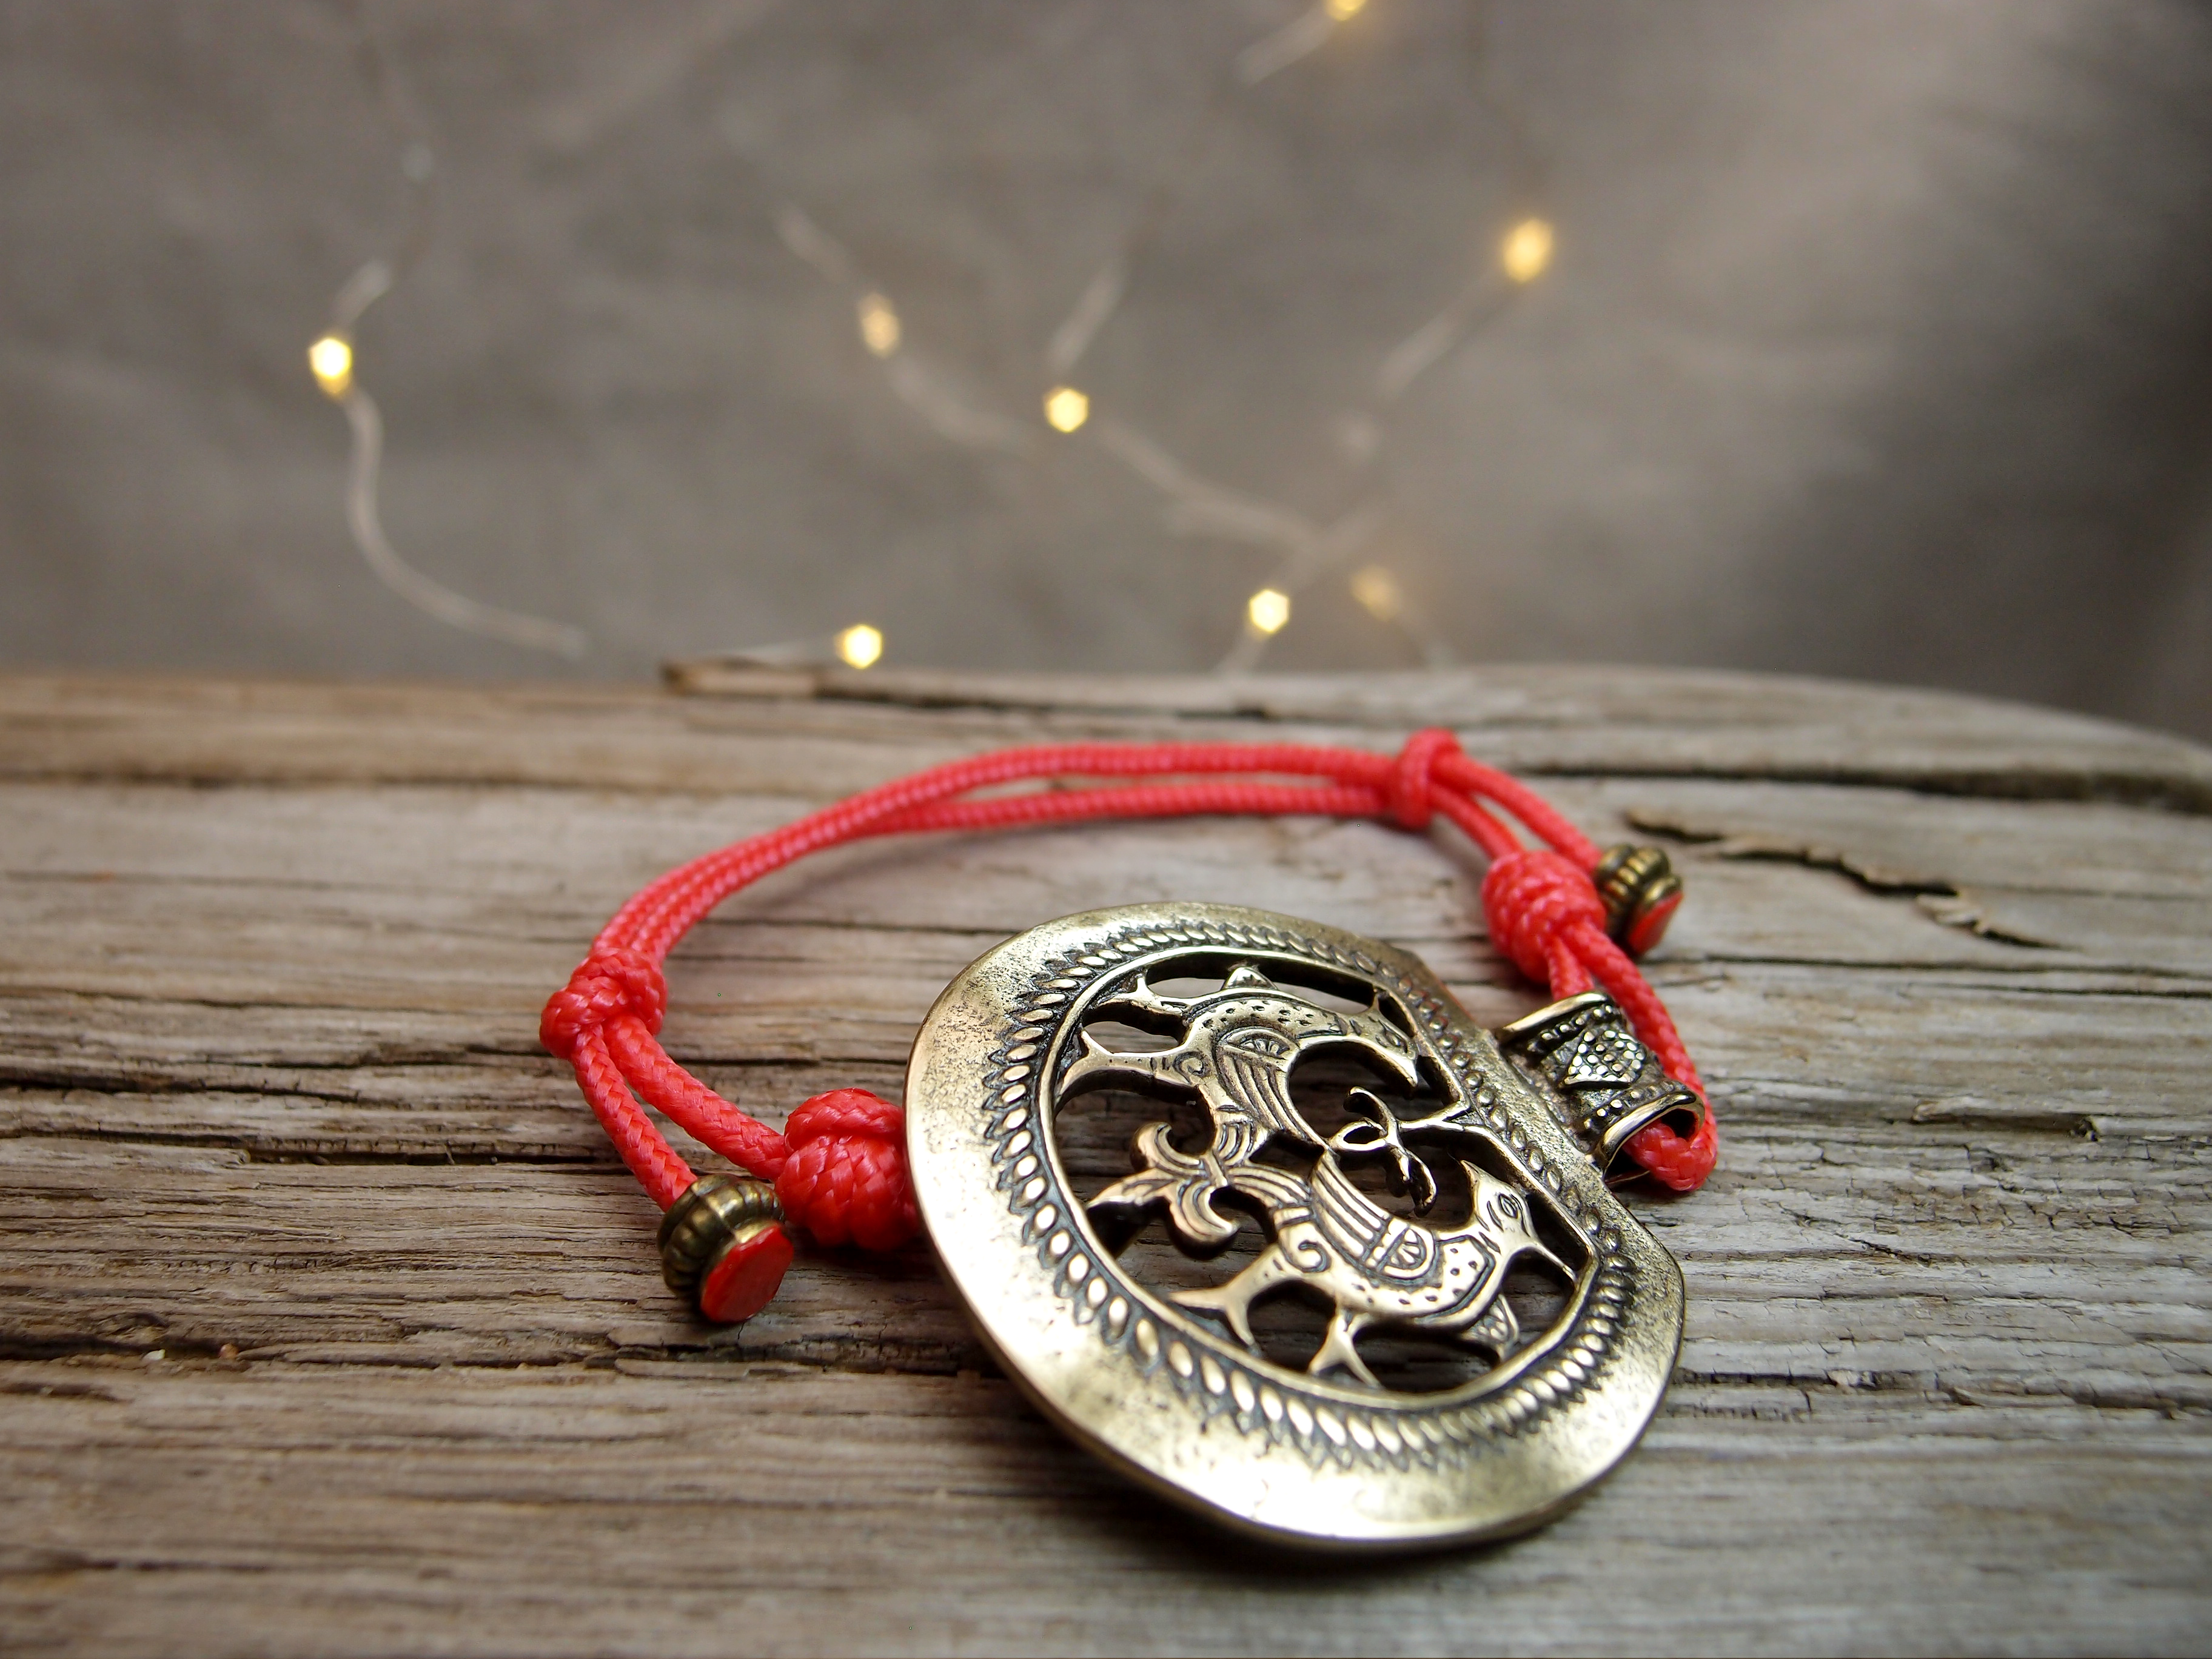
1498,991,1704,1178
658,1175,791,1322
1594,843,1683,956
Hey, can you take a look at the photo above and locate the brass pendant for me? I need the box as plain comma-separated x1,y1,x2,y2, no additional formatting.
906,903,1695,1549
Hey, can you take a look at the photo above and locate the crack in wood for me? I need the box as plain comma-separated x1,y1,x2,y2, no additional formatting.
1627,805,2066,948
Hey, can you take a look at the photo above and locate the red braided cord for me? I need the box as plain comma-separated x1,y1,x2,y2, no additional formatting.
545,730,1717,1270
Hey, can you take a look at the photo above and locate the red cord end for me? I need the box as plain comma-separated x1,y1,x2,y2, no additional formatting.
697,1221,796,1323
1623,885,1683,956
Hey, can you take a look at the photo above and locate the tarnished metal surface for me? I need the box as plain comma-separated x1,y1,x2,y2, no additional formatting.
906,902,1684,1548
1498,991,1706,1178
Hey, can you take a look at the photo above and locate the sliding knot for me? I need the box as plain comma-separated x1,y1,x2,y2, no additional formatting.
1481,848,1608,986
774,1089,920,1253
539,946,666,1060
1383,727,1462,831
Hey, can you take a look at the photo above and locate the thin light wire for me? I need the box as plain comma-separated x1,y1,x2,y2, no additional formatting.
337,384,589,657
1047,2,1328,386
1215,503,1386,674
774,207,1034,455
1233,1,1344,87
317,10,587,659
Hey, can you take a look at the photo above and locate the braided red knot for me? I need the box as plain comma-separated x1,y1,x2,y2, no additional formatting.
545,729,1718,1321
774,1090,918,1252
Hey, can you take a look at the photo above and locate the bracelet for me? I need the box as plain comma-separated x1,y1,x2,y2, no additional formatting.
540,729,1712,1324
541,728,1715,1547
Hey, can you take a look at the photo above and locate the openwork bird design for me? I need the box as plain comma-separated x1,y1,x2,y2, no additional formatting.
1068,962,1566,1386
1067,962,1422,1247
1171,1154,1560,1384
1327,1086,1488,1214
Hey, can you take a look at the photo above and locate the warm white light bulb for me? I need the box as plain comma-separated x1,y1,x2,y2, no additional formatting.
835,623,884,669
1349,566,1403,622
857,293,901,357
1247,588,1292,636
308,334,354,397
1502,218,1554,284
1327,0,1368,19
1043,385,1091,433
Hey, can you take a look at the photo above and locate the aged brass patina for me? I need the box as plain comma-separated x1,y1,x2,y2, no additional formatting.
906,902,1686,1549
1498,991,1705,1179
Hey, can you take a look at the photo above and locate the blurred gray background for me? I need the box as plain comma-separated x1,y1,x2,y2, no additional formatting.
5,0,2212,737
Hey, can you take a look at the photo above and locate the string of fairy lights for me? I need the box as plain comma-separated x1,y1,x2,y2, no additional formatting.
309,0,1550,673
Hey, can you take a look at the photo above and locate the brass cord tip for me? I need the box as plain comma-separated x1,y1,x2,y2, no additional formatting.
1594,843,1684,956
658,1175,788,1320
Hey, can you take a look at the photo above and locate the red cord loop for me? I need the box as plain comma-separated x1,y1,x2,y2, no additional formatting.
774,1090,920,1253
1626,1113,1716,1193
545,733,1718,1322
539,947,667,1060
1383,727,1461,831
1480,848,1610,993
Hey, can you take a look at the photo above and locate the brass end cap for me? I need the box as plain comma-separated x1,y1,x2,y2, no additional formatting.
658,1175,789,1322
1594,843,1684,955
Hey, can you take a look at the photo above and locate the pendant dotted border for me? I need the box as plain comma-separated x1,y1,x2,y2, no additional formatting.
975,913,1635,1473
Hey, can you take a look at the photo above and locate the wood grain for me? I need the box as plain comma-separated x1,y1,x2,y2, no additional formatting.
1,668,2207,1657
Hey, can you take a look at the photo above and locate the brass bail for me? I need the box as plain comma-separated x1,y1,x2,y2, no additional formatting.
1497,991,1704,1180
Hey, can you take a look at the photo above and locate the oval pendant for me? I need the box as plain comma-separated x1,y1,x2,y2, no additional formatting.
905,903,1690,1549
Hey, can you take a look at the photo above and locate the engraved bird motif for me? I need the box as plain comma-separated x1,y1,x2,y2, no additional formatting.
1070,962,1421,1248
1071,961,1568,1384
1172,1153,1564,1385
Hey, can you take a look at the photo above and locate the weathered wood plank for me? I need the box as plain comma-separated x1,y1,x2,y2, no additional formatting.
2,1363,2205,1657
1,669,2207,1655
